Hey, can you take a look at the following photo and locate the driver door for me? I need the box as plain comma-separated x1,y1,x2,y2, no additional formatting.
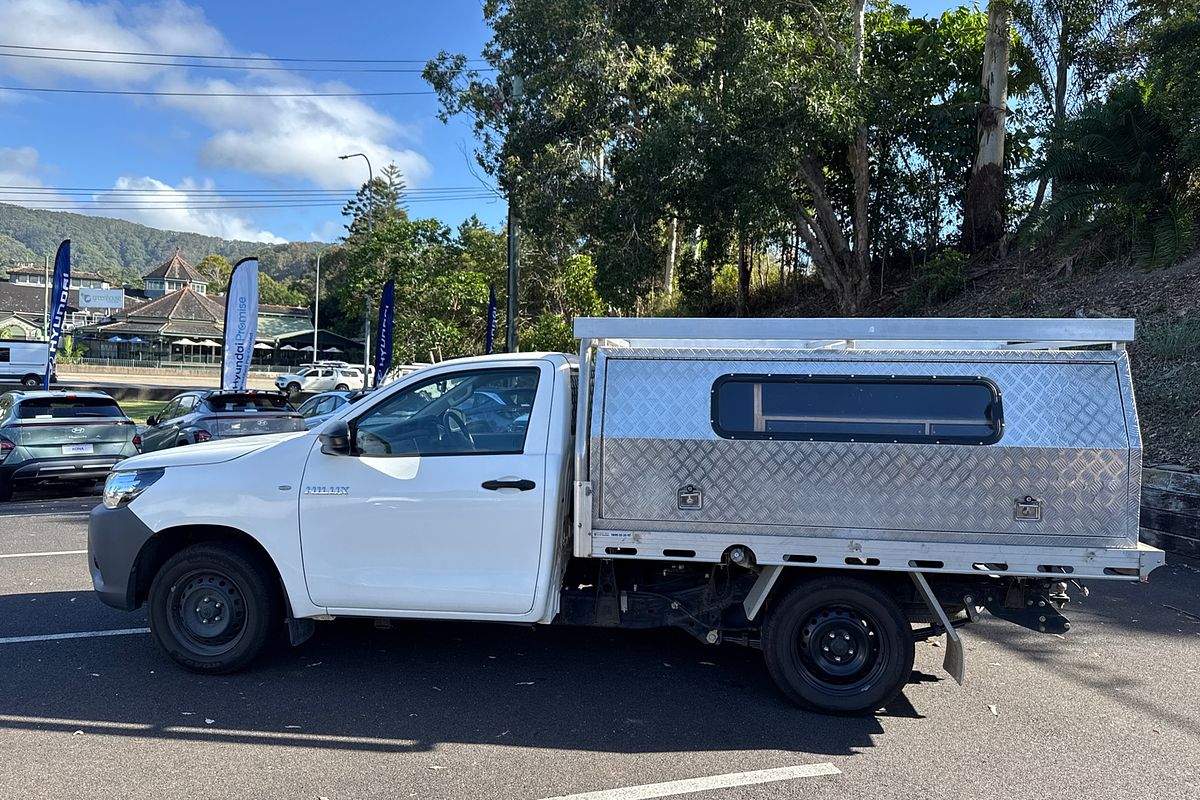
298,361,551,615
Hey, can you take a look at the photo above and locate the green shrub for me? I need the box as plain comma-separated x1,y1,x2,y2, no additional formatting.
900,251,967,313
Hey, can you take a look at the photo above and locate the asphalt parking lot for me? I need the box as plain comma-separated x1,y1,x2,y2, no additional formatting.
2,492,1198,800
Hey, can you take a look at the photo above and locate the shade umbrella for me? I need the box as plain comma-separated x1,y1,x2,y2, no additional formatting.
175,338,199,345
280,344,298,351
128,336,146,343
300,345,316,352
197,339,221,347
323,346,343,353
253,342,273,350
108,335,126,342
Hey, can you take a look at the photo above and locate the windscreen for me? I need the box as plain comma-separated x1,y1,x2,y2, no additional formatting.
17,397,125,419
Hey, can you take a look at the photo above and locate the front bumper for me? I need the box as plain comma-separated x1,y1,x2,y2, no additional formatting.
88,503,157,611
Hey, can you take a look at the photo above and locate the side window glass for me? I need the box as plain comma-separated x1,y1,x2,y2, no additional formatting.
353,368,540,457
159,400,180,421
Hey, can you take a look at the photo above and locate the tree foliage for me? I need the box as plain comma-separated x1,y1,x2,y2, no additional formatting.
426,0,1041,313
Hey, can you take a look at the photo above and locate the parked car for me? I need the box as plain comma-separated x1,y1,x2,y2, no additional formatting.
0,390,137,500
295,391,352,430
138,390,305,452
274,366,364,395
0,339,54,388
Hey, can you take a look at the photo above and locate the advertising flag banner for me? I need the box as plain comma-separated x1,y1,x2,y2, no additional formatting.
43,239,71,389
221,257,259,391
485,284,497,355
374,280,395,389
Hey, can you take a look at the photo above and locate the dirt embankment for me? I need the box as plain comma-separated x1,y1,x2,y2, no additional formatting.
930,256,1200,470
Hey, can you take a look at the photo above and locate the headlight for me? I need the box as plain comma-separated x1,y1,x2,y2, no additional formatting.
103,468,165,509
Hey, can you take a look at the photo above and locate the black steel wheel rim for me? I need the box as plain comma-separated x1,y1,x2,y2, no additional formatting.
167,570,249,656
794,604,887,696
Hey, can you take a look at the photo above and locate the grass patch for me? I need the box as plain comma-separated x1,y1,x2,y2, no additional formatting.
116,399,167,423
1142,316,1200,361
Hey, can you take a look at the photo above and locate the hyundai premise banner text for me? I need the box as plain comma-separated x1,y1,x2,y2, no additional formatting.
43,239,71,390
374,280,394,389
221,257,259,392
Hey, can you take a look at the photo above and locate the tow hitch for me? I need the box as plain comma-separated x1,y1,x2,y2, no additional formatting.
980,579,1074,635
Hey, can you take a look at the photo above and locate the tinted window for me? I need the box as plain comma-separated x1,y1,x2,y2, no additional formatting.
0,348,9,363
17,397,125,419
712,375,1001,444
206,393,291,412
354,368,539,457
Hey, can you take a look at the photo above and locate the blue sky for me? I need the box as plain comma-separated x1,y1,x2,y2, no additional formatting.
0,0,957,245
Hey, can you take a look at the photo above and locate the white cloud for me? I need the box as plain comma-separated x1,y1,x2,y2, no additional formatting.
92,176,285,243
0,0,433,223
159,76,431,189
0,0,224,84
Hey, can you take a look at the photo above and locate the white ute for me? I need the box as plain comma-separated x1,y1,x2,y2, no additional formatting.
89,317,1166,714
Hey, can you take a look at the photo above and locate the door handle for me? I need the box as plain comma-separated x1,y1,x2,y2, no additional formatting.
482,479,536,491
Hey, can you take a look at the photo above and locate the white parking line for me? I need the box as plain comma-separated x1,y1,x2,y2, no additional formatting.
0,628,150,645
0,511,91,518
0,549,87,559
537,763,841,800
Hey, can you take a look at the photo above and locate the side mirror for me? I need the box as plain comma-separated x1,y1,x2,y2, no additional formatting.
320,420,352,456
146,416,157,426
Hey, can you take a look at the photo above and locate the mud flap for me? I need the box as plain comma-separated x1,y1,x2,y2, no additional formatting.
910,572,965,686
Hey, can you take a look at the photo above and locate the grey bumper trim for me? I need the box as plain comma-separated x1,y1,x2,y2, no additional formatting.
88,504,156,611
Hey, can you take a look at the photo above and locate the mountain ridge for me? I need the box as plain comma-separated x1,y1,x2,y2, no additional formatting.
0,203,331,287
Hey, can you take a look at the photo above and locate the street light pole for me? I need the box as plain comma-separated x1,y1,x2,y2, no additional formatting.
312,252,320,359
339,152,374,389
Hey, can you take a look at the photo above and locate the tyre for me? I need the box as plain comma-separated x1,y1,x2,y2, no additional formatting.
147,542,282,673
286,382,301,395
21,375,40,388
761,577,915,715
334,383,349,391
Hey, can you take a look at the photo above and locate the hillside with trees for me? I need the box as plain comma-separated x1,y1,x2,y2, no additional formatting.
0,203,327,288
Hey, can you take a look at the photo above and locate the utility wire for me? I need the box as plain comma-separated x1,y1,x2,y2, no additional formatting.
0,185,489,195
0,51,495,73
0,85,436,97
0,43,488,64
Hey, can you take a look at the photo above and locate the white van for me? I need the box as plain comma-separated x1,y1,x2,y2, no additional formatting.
0,340,51,388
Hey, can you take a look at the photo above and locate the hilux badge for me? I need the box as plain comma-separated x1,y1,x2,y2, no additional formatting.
304,486,350,496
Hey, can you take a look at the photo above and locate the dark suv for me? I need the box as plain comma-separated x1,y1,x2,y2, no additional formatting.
0,391,138,501
139,390,305,452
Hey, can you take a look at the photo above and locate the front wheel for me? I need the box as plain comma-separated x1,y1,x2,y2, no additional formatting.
334,383,349,391
286,382,301,395
21,375,40,388
762,577,914,715
148,543,281,673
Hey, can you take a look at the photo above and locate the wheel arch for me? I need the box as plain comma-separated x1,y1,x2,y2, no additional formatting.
132,524,285,611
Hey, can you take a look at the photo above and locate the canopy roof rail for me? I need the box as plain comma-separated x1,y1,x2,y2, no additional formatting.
573,317,1135,351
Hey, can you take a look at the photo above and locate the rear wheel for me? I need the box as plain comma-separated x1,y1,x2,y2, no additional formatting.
762,577,914,715
334,383,349,391
21,375,40,388
148,543,281,673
